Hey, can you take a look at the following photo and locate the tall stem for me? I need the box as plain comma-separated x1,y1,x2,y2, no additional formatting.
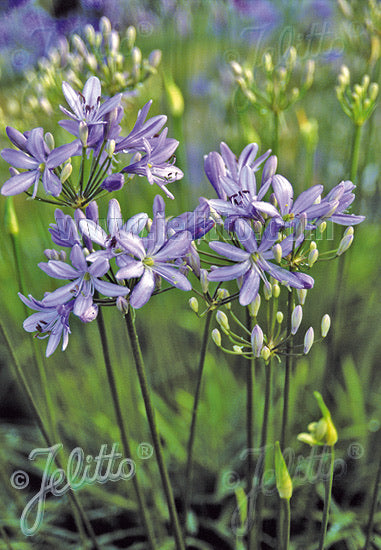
282,499,291,550
363,448,381,550
0,320,100,550
350,123,363,185
318,446,335,550
253,360,272,550
125,311,186,550
245,309,255,550
273,110,280,156
96,309,157,550
183,309,213,529
280,289,293,450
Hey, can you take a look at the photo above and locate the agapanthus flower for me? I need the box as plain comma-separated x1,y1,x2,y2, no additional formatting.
205,142,278,226
1,127,78,197
80,198,148,258
39,244,129,317
19,293,74,357
167,198,214,240
271,175,365,229
60,76,122,130
121,128,183,199
115,197,192,308
115,100,167,153
208,218,314,306
49,209,82,248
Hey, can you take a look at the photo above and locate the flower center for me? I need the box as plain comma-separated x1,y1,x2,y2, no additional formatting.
143,257,155,267
83,272,91,281
38,163,45,173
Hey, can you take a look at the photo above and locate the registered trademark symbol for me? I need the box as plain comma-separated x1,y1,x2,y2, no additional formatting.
137,442,153,459
347,443,364,460
222,470,241,490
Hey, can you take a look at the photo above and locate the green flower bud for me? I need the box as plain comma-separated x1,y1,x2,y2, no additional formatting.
148,49,162,69
272,283,280,298
264,281,272,301
233,345,243,354
274,441,293,500
320,314,330,338
60,163,72,183
106,139,116,157
272,243,282,264
297,289,307,305
344,226,354,237
45,132,55,151
126,26,136,49
189,297,199,314
337,234,353,256
261,346,271,361
303,327,314,354
132,46,142,65
79,121,88,147
164,78,184,118
84,24,96,44
200,269,209,294
230,61,242,76
308,248,319,267
297,391,338,447
369,82,379,101
318,221,327,234
248,294,261,317
212,328,221,347
100,16,112,36
216,311,230,332
276,311,283,324
291,305,303,335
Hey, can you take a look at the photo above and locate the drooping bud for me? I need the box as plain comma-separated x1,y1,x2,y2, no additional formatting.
291,305,303,335
45,132,55,151
303,327,314,354
212,328,221,347
216,310,230,332
261,346,271,361
308,248,319,267
298,392,338,447
189,297,199,313
251,325,264,358
116,296,129,315
296,289,307,305
274,441,293,500
200,269,209,293
336,233,353,256
321,314,331,338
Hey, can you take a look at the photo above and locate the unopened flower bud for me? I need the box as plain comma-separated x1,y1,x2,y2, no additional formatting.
72,34,87,56
100,16,112,36
189,297,199,313
272,243,282,264
216,310,230,332
318,221,327,234
86,53,97,71
126,26,136,48
304,327,314,354
44,249,59,260
248,294,261,317
44,132,54,151
80,304,98,323
108,30,120,54
79,121,88,147
233,345,243,354
262,155,277,184
251,324,264,357
106,139,116,157
165,78,184,117
264,53,273,72
200,269,209,293
58,250,67,262
60,163,72,183
369,82,379,101
321,314,331,338
261,346,271,361
344,226,354,237
148,49,162,69
291,305,303,335
132,46,142,65
212,328,221,347
264,281,272,300
84,24,95,44
116,296,129,315
337,234,353,256
275,441,293,500
297,289,307,305
272,283,280,298
276,311,283,324
308,248,319,267
295,213,307,239
101,173,124,192
230,60,242,76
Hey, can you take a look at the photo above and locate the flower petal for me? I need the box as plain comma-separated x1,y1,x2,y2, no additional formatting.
272,174,293,216
239,267,260,306
94,278,129,297
1,171,37,196
1,149,39,169
130,268,156,308
208,260,250,282
152,263,192,290
209,241,249,262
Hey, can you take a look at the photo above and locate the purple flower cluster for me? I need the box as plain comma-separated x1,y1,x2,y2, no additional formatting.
1,76,183,202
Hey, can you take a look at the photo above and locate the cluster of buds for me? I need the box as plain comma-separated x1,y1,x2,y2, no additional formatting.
208,282,331,362
24,16,161,118
230,47,315,115
336,65,379,126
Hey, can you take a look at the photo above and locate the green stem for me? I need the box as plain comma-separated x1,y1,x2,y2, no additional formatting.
280,290,293,450
245,309,255,550
0,526,13,550
124,311,186,550
273,110,280,156
253,360,272,550
0,320,101,550
283,499,291,550
350,123,363,185
318,446,335,550
96,309,157,550
363,448,381,550
183,309,213,530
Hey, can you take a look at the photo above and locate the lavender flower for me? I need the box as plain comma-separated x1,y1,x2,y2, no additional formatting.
39,244,129,317
115,197,192,308
60,76,122,130
208,219,314,306
1,127,78,197
19,294,74,357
